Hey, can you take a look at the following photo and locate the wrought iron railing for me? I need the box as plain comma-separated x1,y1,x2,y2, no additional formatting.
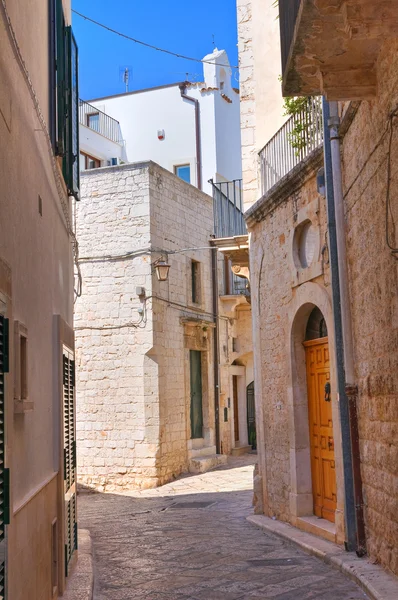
259,96,323,196
211,179,246,239
79,100,124,145
279,0,302,75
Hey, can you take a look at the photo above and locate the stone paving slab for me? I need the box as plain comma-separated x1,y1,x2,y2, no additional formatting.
63,529,94,600
77,455,373,599
247,516,398,600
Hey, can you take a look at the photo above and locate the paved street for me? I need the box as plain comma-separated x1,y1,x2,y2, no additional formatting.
78,455,368,600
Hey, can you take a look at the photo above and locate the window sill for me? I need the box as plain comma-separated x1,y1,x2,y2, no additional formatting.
14,399,34,414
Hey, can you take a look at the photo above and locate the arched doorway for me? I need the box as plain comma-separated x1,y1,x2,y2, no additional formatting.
246,382,256,450
304,307,337,523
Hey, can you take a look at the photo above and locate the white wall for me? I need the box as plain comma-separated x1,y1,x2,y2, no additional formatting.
79,124,127,168
85,50,242,196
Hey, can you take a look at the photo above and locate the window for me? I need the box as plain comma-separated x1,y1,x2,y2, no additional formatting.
174,164,191,184
14,321,32,412
191,260,201,304
80,152,101,170
87,112,100,131
220,81,225,90
53,0,80,200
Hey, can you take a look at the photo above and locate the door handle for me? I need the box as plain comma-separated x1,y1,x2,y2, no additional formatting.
324,382,331,402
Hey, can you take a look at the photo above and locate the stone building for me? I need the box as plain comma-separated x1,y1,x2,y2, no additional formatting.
238,0,398,578
75,162,253,490
0,0,80,596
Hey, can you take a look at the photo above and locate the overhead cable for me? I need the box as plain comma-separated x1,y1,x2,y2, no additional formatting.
72,9,239,70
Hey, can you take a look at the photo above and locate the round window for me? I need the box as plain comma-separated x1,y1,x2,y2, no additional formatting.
294,220,317,269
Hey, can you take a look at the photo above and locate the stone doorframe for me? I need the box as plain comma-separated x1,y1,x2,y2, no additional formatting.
229,365,248,447
182,319,215,452
287,281,345,544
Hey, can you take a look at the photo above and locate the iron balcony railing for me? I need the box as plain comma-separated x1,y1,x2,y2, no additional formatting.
79,100,124,145
259,96,323,196
211,179,246,239
279,0,302,75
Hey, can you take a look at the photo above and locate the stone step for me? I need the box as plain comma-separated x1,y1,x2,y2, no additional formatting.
189,454,228,474
190,445,217,459
231,445,252,457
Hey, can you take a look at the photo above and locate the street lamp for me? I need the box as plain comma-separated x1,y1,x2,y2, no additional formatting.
153,258,171,282
151,246,217,283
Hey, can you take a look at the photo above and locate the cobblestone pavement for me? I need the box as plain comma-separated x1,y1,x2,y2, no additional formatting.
78,455,369,600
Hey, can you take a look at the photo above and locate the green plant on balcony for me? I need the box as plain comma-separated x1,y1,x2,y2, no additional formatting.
283,96,322,156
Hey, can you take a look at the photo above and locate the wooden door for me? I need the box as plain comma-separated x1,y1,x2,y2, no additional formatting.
190,350,203,439
304,338,337,523
233,376,239,442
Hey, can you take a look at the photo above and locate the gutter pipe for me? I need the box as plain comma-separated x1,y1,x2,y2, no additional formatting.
179,82,202,190
210,237,221,454
323,99,366,555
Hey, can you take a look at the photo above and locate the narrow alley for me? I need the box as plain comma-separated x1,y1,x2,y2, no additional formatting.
79,456,368,600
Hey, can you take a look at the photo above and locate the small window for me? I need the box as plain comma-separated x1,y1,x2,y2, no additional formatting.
191,260,200,304
174,164,191,184
14,321,30,411
81,153,101,170
87,112,100,131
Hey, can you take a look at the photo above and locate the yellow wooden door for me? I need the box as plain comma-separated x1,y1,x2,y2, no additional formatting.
304,338,337,523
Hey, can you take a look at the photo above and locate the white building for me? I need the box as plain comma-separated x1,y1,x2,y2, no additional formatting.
79,49,242,196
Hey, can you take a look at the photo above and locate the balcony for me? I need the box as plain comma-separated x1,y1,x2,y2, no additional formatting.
259,96,323,196
279,0,398,99
79,100,124,144
210,179,246,239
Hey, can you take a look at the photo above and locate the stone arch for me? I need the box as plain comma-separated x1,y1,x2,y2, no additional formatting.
286,282,344,540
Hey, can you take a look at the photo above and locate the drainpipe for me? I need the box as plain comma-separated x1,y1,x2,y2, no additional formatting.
179,82,202,190
210,238,221,454
323,99,366,555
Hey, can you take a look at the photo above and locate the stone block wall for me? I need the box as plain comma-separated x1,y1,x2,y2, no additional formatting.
246,154,333,523
75,161,223,490
148,163,216,483
341,39,398,575
75,164,157,490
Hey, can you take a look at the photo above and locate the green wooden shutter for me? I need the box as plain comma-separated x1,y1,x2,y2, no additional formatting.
62,350,77,577
55,1,80,200
55,0,66,158
64,28,80,200
0,316,10,599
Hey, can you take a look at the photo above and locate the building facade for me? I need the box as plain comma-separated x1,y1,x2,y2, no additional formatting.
239,0,398,578
75,162,253,491
0,0,79,597
79,49,242,196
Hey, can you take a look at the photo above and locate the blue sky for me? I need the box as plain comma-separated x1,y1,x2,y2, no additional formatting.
72,0,239,100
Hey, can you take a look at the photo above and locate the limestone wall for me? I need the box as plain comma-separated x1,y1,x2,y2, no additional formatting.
340,39,398,574
148,164,216,483
246,155,340,525
75,164,156,490
237,0,286,209
75,162,222,490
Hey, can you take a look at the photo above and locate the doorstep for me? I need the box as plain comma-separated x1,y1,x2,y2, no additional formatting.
247,515,398,600
296,515,336,543
231,444,252,457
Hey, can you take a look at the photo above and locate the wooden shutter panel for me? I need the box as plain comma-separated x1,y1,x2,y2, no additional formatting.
55,0,66,158
62,350,77,577
64,28,80,201
0,316,10,599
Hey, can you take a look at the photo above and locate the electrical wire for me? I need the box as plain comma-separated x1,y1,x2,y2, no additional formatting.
0,0,83,299
72,9,239,70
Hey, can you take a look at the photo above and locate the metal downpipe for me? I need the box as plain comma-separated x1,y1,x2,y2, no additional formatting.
322,98,357,552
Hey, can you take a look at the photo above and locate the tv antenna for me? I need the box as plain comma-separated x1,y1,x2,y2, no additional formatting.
119,66,132,92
